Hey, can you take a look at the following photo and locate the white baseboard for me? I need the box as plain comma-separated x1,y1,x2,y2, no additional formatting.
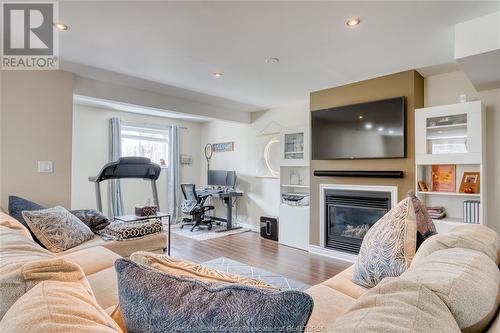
309,245,357,263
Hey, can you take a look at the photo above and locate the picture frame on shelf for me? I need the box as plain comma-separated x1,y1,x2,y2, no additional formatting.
432,164,456,192
417,180,429,192
459,172,480,194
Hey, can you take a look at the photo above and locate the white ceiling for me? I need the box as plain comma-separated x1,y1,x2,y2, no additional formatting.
59,1,500,111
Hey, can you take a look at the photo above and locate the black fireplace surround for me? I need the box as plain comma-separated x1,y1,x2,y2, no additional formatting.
325,189,391,254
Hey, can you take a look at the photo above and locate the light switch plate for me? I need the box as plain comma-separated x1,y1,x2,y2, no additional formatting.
38,161,53,173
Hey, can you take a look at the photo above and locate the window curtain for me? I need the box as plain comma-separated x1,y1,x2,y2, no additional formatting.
168,125,181,222
109,117,124,217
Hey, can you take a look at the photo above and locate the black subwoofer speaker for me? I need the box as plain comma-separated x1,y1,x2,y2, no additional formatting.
260,216,278,241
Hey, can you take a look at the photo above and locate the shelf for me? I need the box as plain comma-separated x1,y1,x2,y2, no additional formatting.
426,123,466,130
417,191,480,197
281,184,309,188
284,151,304,154
432,217,464,224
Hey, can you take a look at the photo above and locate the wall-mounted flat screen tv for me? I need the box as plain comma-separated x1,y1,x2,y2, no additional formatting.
311,97,405,160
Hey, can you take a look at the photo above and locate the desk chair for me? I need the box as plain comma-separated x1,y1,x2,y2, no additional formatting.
180,183,214,231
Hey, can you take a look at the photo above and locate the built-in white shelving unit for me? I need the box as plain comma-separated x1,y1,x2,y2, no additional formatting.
278,166,310,250
415,100,486,233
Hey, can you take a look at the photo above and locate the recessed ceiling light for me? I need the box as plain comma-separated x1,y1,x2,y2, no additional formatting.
346,18,361,27
213,72,223,78
358,115,364,120
364,123,372,129
378,127,384,132
389,130,394,134
266,57,280,64
54,22,69,31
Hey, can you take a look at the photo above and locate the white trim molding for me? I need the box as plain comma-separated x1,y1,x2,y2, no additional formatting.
318,183,398,259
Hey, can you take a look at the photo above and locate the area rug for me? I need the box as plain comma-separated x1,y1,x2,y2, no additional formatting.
203,257,310,291
171,224,250,241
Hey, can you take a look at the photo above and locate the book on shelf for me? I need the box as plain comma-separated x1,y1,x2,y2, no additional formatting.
426,206,446,219
463,200,480,224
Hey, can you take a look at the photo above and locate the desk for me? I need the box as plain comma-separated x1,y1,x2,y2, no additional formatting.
196,190,243,232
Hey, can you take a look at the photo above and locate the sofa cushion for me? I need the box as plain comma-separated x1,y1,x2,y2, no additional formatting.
406,191,436,248
8,195,46,246
59,246,121,276
0,280,122,333
352,197,417,288
305,284,355,331
331,278,460,333
0,211,34,240
115,259,313,333
321,265,367,299
130,251,277,290
412,224,500,266
22,206,95,253
57,232,167,257
401,247,500,333
86,267,119,310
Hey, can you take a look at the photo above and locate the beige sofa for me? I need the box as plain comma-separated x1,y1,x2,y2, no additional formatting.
1,212,499,332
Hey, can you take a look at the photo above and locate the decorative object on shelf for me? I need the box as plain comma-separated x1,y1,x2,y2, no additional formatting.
459,172,480,194
290,170,299,185
180,154,193,165
463,200,480,224
212,141,234,152
431,165,456,192
417,180,429,192
426,206,446,219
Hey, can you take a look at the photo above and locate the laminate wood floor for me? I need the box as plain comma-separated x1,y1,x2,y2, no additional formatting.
169,230,351,286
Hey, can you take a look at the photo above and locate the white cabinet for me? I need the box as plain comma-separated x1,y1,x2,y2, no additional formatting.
279,205,309,251
414,101,486,229
415,101,484,165
280,126,309,166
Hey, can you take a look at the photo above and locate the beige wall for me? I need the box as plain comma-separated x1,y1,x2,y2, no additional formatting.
71,104,202,216
425,70,500,233
1,70,75,210
199,104,309,228
309,70,424,246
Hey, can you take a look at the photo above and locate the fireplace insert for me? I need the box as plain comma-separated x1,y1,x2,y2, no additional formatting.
325,189,391,254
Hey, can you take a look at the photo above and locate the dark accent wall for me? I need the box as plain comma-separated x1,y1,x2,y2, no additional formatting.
309,70,424,246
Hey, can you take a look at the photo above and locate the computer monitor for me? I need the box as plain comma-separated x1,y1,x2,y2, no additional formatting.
207,170,237,187
207,170,228,187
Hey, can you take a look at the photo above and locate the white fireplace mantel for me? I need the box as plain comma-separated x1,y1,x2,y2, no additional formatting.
312,184,398,263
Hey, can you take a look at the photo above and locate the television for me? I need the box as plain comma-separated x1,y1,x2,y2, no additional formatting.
311,97,405,160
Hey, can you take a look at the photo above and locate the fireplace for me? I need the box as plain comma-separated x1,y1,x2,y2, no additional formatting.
320,185,396,255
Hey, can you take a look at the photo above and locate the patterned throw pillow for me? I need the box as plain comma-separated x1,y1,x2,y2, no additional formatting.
115,259,314,333
406,191,437,248
22,206,94,253
70,209,110,233
98,219,163,241
352,197,417,288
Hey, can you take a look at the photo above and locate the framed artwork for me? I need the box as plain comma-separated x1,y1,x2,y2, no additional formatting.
432,165,456,192
459,172,480,194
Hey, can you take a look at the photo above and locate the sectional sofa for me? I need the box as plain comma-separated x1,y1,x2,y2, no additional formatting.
0,211,499,332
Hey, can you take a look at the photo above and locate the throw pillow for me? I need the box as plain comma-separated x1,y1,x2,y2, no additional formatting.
412,224,500,267
331,278,461,333
22,206,94,253
352,197,417,288
406,191,437,248
401,248,500,333
130,251,277,290
0,280,122,333
70,209,110,233
98,219,163,241
8,195,46,246
115,259,314,333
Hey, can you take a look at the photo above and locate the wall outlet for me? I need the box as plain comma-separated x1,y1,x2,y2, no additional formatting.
38,161,53,173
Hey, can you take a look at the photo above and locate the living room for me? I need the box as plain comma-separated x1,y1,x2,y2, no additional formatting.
1,1,500,332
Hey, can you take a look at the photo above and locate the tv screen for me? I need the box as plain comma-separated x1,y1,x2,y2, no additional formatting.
311,97,405,159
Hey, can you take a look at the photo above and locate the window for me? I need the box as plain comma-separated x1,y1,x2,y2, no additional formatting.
121,123,169,167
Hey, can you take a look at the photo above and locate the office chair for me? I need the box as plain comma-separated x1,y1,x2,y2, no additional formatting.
180,183,215,231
